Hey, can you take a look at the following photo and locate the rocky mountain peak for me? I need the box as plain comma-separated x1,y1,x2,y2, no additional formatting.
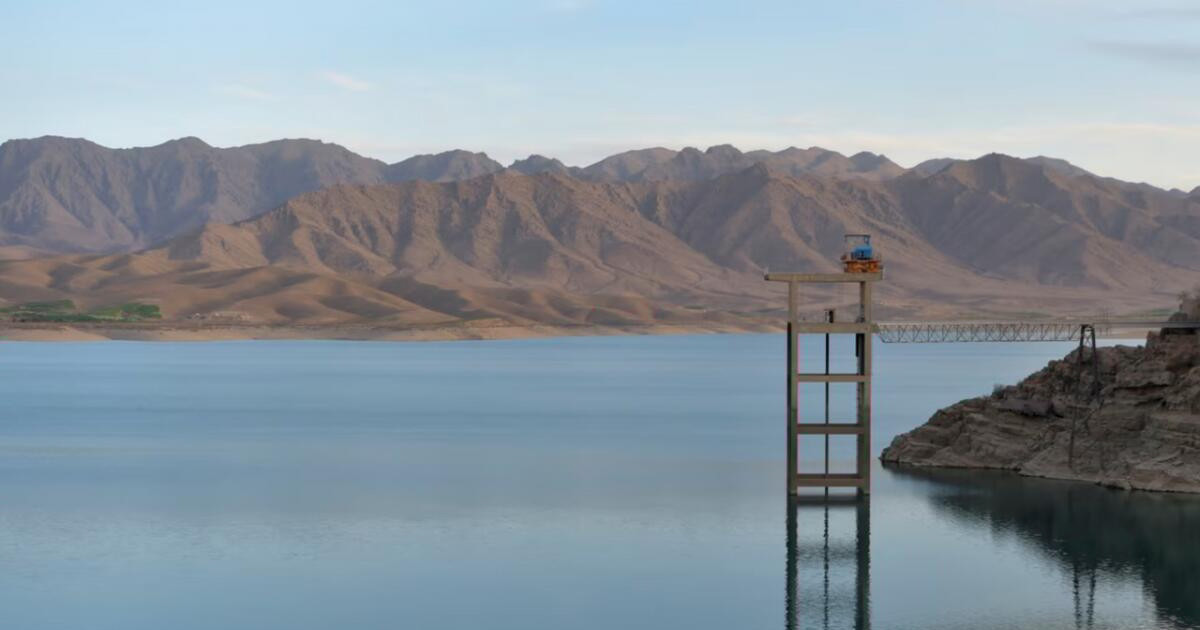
704,144,743,158
508,154,570,175
849,151,891,169
386,150,504,182
1025,155,1093,178
159,136,211,149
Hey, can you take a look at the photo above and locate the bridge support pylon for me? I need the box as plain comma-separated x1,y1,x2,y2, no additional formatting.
766,272,881,495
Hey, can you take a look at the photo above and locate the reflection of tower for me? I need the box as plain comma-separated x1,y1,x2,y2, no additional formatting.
786,496,870,630
1072,557,1097,629
888,466,1200,628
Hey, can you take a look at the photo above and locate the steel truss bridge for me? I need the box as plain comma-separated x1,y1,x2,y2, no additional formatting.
873,319,1198,343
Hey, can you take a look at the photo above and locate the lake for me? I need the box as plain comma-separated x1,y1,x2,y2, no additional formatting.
0,335,1196,629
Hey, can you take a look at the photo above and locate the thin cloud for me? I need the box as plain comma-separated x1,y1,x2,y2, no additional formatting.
544,0,592,12
1089,40,1200,67
216,83,273,101
1120,6,1200,20
319,71,373,92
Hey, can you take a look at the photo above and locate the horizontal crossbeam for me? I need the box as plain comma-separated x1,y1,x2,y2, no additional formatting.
796,423,866,434
765,272,882,283
795,473,866,488
792,322,872,334
796,373,867,382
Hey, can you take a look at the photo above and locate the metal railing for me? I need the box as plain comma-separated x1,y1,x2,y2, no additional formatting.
874,319,1199,343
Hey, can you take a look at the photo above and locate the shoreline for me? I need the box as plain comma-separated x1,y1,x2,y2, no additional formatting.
0,320,1153,343
0,320,781,342
880,333,1200,494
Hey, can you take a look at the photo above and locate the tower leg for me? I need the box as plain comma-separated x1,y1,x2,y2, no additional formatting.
857,282,873,495
787,282,798,496
824,309,834,496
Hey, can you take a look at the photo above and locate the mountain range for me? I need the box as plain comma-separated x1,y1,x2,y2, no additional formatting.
0,137,935,256
0,139,1196,334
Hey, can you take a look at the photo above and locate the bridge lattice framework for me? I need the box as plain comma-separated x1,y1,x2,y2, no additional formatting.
874,321,1110,344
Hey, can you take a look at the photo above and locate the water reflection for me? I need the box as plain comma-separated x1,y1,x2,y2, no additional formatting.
890,466,1200,628
786,495,870,630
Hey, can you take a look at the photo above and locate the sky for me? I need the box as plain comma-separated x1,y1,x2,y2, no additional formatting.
1,0,1198,189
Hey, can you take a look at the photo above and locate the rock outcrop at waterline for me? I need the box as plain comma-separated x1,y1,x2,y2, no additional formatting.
881,332,1200,493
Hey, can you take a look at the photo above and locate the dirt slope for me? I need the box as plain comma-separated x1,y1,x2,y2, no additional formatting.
0,154,1194,332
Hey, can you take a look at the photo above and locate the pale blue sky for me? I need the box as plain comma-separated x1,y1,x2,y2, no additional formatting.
2,0,1198,188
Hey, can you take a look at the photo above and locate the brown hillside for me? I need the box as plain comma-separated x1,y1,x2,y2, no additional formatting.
0,137,502,255
0,155,1194,332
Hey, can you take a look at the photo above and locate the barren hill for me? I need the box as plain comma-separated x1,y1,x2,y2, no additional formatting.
0,154,1195,335
0,138,908,258
0,136,389,255
579,145,905,182
0,137,504,257
892,154,1200,286
507,155,572,176
387,150,503,182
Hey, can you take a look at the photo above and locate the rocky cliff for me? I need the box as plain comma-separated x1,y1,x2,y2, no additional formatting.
881,332,1200,493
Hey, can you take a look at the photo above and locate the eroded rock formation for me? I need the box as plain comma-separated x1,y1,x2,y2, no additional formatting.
882,331,1200,493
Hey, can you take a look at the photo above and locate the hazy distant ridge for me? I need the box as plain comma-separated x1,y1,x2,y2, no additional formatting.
0,152,1195,329
0,137,928,255
0,136,1193,264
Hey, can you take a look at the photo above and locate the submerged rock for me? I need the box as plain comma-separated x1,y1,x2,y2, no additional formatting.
881,332,1200,493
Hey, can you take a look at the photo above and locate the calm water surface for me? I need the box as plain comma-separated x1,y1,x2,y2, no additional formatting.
0,335,1196,629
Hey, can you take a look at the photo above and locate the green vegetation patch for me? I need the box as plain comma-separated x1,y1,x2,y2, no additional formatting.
0,299,76,314
88,303,162,320
4,300,162,323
